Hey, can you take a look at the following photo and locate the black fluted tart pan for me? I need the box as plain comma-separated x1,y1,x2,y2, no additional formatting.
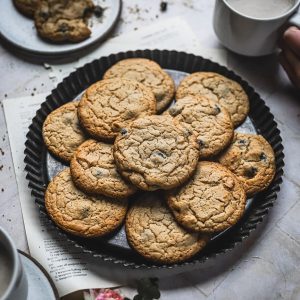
24,50,284,269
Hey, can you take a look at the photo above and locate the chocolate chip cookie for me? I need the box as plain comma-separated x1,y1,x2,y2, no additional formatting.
167,161,246,233
70,139,137,199
166,95,234,158
45,168,128,238
34,0,94,42
218,133,276,197
78,78,156,141
14,0,39,18
43,101,86,162
126,192,208,264
113,115,200,191
176,72,249,127
103,58,175,113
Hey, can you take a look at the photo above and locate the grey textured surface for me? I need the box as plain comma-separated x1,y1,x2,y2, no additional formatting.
0,1,299,299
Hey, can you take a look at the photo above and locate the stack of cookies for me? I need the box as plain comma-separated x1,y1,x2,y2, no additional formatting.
43,58,276,264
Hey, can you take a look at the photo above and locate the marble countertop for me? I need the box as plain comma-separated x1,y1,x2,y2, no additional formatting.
0,1,300,299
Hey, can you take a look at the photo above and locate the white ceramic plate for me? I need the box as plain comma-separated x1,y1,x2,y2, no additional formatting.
19,251,59,300
0,0,121,57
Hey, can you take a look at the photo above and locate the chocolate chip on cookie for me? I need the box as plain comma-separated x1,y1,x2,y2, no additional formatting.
218,132,276,196
176,72,249,127
113,115,200,191
167,161,246,233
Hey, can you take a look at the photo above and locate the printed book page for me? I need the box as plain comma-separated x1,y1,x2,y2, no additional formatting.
2,95,124,297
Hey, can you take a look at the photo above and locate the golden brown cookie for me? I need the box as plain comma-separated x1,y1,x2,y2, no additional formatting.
218,133,276,197
43,101,86,162
166,95,234,158
103,58,175,113
126,192,208,264
113,115,200,191
176,72,249,127
167,161,246,233
78,78,156,141
45,168,128,238
70,139,137,199
34,0,94,42
13,0,39,18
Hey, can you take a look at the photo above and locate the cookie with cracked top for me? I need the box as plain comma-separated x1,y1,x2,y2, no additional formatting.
78,78,156,141
70,139,137,199
176,72,249,127
43,101,86,162
45,168,128,238
125,192,208,264
167,161,246,233
14,0,39,18
218,132,276,197
113,115,200,191
166,95,234,158
103,58,175,113
34,0,94,43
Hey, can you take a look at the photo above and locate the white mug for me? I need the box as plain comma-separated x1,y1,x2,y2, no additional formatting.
213,0,300,56
0,227,28,300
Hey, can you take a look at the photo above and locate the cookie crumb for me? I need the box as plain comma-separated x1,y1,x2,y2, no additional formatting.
94,5,104,18
43,63,51,69
160,1,168,12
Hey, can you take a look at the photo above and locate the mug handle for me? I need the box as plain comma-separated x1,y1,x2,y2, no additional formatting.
288,10,300,27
